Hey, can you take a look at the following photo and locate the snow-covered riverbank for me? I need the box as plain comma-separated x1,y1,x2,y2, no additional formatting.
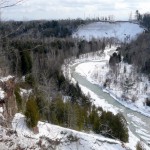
62,46,150,149
63,45,150,118
75,53,150,118
63,46,120,114
63,46,150,117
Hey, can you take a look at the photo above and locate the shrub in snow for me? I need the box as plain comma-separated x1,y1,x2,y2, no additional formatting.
20,50,32,75
67,134,79,142
103,79,111,88
136,141,145,150
100,112,129,143
89,106,129,143
25,96,39,128
131,95,137,103
145,98,150,107
25,74,35,87
14,87,23,112
109,52,121,67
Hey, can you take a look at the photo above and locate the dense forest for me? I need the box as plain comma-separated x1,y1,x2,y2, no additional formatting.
135,10,150,31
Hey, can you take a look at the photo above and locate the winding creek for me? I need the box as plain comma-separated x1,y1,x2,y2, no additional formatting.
71,62,150,147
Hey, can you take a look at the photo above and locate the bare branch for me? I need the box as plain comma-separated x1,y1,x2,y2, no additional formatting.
0,0,24,9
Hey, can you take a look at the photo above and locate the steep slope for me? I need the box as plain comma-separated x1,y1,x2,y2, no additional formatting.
0,113,126,150
0,74,128,150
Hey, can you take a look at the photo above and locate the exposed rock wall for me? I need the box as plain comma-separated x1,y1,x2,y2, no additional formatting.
0,77,17,127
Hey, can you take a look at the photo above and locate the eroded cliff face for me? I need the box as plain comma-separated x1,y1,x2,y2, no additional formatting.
0,76,17,127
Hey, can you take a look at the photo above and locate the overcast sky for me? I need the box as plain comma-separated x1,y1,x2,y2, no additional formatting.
1,0,150,21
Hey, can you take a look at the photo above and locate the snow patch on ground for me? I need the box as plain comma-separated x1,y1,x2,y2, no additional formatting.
0,75,14,100
0,75,14,82
20,88,32,99
0,107,3,113
0,88,5,99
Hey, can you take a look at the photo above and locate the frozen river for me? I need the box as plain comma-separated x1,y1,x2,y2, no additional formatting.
71,62,150,147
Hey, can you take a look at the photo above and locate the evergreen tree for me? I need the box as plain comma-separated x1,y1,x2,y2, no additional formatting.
25,96,39,128
136,141,144,150
55,96,65,125
14,87,23,112
20,50,32,75
100,111,129,142
112,113,129,142
25,74,35,87
74,104,84,130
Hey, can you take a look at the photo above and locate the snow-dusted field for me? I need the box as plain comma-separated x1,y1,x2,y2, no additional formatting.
73,22,144,42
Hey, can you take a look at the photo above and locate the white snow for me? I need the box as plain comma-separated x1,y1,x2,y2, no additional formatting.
0,113,126,150
126,129,141,150
63,95,71,103
10,113,149,150
73,22,144,42
0,75,14,99
20,88,32,99
127,114,147,127
0,75,14,82
0,87,5,99
0,107,3,113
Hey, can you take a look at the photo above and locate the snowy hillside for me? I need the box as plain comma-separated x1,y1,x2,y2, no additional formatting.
0,113,127,150
73,22,144,41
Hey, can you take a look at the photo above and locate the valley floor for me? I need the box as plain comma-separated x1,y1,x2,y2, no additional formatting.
62,46,150,149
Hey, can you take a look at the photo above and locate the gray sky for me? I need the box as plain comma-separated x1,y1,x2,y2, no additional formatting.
1,0,150,21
